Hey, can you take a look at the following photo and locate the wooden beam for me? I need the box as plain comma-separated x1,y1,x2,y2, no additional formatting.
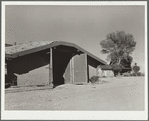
71,53,75,83
96,65,100,76
85,54,88,83
49,48,53,86
70,58,73,83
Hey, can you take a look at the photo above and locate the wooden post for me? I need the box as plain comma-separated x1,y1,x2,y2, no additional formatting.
49,48,53,86
72,55,74,83
96,65,99,76
70,58,72,83
96,68,98,76
102,70,104,77
84,54,88,83
7,62,13,85
87,63,89,83
70,53,75,84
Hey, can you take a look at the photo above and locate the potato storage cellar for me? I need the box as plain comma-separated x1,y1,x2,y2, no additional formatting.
5,41,107,87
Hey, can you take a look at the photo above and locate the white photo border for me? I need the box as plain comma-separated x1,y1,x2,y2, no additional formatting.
1,1,148,120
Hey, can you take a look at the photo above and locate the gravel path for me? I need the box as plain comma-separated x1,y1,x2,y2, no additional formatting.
5,77,145,110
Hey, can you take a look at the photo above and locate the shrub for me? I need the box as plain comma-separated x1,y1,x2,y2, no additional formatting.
137,72,142,76
137,72,145,76
112,64,123,72
130,73,133,76
132,72,137,76
132,66,140,73
90,76,100,83
131,72,144,76
112,64,123,76
123,72,131,77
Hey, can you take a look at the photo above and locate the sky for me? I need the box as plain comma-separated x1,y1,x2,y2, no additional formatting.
5,5,145,72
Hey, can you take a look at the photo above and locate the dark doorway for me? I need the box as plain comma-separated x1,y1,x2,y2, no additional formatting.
52,47,72,86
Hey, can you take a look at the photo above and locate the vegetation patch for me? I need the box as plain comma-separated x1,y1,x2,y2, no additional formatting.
90,76,100,84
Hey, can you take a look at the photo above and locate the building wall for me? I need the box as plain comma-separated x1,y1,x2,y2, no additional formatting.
6,49,102,86
97,68,114,77
16,53,99,86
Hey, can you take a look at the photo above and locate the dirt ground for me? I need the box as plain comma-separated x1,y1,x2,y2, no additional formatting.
5,77,145,111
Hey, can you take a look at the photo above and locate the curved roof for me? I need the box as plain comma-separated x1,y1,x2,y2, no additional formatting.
5,41,107,65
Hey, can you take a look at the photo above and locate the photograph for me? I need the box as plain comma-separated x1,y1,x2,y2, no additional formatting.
1,1,148,120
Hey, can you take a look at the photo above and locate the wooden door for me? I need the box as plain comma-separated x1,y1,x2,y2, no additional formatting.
73,54,87,84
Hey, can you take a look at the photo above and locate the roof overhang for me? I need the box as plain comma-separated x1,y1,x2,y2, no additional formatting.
100,65,113,70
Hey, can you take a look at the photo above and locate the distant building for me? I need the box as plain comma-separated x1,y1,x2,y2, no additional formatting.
97,65,114,77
